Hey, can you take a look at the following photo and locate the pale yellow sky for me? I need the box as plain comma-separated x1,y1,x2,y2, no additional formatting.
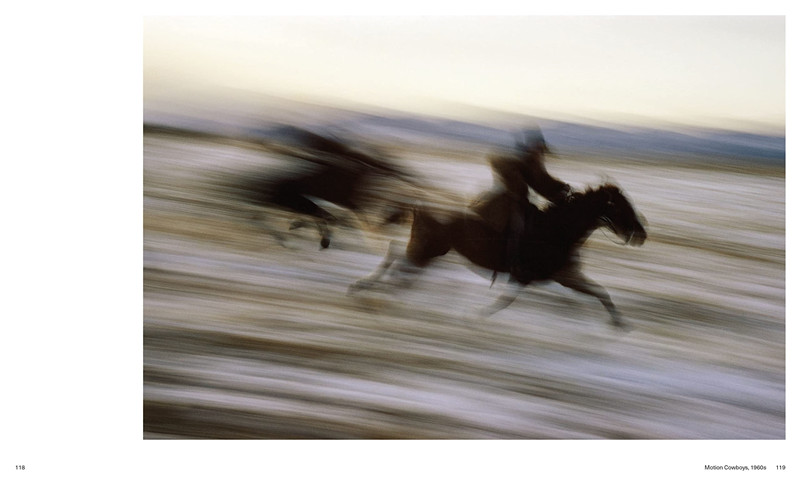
144,16,785,131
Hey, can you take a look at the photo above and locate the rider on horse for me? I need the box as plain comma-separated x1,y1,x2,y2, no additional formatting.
470,127,572,280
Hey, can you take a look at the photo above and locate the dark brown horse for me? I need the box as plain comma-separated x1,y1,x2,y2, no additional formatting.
349,183,647,329
233,127,417,248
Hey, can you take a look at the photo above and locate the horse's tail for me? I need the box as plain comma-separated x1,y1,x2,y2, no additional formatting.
410,202,443,230
409,203,428,230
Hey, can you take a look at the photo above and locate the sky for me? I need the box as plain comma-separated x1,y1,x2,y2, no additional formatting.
144,15,785,132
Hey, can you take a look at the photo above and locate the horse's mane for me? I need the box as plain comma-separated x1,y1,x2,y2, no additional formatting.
540,183,617,217
518,183,622,247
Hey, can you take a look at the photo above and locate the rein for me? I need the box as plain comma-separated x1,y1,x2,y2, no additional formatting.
598,216,634,246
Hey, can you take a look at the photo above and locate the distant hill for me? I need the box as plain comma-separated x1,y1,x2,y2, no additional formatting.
144,95,785,167
317,112,785,165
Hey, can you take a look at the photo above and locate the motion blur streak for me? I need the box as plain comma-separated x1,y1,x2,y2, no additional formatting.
144,104,784,439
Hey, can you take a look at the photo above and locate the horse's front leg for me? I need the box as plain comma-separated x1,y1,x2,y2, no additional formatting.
275,190,336,249
315,220,332,249
551,266,629,330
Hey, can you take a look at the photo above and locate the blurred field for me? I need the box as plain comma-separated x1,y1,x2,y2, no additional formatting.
143,131,784,439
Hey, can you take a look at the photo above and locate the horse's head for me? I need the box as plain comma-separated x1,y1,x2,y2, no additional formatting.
597,184,647,246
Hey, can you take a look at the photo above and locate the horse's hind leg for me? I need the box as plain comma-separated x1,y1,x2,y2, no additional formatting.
348,239,404,294
552,267,628,330
349,207,448,295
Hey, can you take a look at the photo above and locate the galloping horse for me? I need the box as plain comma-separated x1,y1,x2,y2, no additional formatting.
233,127,417,248
349,183,647,329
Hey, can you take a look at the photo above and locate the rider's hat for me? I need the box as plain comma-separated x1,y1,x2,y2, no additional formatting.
517,127,551,154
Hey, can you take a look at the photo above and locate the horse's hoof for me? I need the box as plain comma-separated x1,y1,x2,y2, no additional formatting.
470,310,490,325
611,319,632,332
320,237,331,249
347,281,365,295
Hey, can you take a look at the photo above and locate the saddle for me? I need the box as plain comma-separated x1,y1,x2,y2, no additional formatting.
470,190,546,286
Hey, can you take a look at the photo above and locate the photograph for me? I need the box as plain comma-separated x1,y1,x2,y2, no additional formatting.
140,11,789,476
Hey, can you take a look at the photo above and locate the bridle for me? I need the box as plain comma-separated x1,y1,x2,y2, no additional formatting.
598,215,632,246
598,196,638,246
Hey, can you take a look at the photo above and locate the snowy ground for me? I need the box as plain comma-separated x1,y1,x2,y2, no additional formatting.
143,132,784,439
